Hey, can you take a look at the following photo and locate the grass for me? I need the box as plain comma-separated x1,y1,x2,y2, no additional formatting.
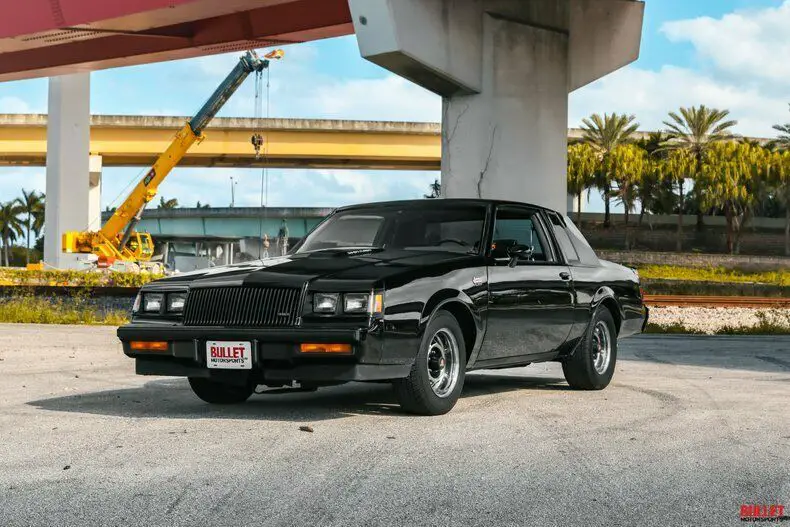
0,295,129,325
637,265,790,287
0,268,162,288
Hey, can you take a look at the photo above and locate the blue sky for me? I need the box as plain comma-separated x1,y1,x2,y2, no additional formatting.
0,0,788,213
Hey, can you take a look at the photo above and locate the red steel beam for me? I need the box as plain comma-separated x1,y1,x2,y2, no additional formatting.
0,0,353,82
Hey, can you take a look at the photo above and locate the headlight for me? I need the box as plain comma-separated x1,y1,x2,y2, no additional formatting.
343,293,369,314
313,293,339,314
167,292,187,313
143,293,164,313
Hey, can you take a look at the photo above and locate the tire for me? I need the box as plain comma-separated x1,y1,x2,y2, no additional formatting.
188,377,255,404
394,311,467,415
562,306,617,390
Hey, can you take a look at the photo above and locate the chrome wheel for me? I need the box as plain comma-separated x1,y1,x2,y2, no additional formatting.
426,328,460,398
592,320,612,375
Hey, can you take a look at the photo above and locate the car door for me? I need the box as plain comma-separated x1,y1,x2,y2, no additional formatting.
479,205,575,365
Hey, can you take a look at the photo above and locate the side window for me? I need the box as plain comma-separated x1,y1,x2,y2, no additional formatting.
491,207,549,263
548,213,580,263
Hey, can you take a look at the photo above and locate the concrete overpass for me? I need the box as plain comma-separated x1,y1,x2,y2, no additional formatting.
0,115,440,170
5,114,724,171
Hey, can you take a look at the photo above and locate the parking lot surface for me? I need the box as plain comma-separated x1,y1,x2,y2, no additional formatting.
1,324,788,526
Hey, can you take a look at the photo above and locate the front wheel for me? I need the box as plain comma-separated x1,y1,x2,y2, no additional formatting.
562,307,617,390
188,377,255,404
394,311,466,415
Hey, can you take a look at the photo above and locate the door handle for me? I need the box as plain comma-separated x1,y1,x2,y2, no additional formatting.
559,271,571,281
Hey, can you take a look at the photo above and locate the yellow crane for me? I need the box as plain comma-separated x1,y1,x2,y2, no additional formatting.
62,49,283,269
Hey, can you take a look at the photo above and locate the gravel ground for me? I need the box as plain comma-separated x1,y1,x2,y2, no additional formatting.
0,324,789,527
649,306,790,334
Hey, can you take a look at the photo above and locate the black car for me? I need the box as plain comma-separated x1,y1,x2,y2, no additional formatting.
119,199,648,415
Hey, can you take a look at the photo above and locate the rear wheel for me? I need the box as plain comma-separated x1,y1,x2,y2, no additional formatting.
394,311,466,415
562,307,617,390
188,377,255,404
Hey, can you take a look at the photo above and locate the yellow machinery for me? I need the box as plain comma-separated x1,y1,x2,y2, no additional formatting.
62,49,283,268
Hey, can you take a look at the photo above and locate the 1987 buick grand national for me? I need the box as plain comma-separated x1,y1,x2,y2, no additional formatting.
119,199,648,415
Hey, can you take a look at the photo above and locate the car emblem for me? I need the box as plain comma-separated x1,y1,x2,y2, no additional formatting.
472,276,486,286
277,312,291,317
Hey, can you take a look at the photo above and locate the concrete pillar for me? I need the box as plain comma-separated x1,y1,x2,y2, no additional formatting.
44,73,91,268
441,14,569,212
88,155,102,231
349,0,644,213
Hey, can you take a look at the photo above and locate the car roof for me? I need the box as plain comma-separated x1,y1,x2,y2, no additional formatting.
336,198,557,214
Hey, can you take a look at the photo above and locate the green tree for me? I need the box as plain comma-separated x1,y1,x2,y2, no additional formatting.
607,144,646,248
772,104,790,152
771,150,790,255
662,105,738,231
698,142,767,254
158,197,179,209
0,201,25,266
15,189,45,265
580,113,640,227
661,149,695,251
566,143,597,224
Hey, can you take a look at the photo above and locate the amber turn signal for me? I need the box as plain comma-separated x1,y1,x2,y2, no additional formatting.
299,343,352,354
130,341,168,351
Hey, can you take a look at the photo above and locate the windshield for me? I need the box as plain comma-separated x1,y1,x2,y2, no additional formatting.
296,204,487,254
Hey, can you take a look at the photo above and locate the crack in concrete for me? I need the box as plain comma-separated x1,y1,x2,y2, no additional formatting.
477,125,498,198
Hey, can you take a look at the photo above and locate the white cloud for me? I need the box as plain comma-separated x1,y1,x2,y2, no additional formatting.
571,1,790,139
661,1,790,88
0,168,45,204
570,64,788,137
0,96,34,113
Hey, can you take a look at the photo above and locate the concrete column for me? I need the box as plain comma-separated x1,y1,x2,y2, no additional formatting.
441,14,569,212
349,0,644,213
88,155,102,231
44,73,91,269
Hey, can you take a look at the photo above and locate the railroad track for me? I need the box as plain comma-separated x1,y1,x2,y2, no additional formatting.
644,295,790,308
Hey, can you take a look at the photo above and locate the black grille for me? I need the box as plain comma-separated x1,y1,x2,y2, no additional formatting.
183,287,302,327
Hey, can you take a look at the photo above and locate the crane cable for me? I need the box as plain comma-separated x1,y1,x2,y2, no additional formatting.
253,58,272,259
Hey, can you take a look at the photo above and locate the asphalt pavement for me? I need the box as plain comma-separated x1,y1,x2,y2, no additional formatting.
0,324,788,526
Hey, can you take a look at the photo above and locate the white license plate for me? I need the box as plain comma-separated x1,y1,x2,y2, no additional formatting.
206,341,253,370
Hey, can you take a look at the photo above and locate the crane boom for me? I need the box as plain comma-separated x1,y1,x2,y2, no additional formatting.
63,51,277,267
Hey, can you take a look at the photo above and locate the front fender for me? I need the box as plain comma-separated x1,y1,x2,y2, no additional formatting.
419,289,485,366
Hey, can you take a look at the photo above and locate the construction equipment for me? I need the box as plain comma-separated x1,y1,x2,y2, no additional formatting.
62,49,283,270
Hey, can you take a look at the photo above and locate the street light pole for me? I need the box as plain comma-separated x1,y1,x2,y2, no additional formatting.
230,176,237,207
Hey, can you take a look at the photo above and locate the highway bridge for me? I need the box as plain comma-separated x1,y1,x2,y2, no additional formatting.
0,114,714,171
0,115,440,171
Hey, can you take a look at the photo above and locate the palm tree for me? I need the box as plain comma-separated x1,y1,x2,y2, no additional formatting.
580,113,640,227
771,150,790,255
773,104,790,152
424,179,441,199
158,197,179,209
662,105,738,231
0,201,25,266
608,144,646,249
567,143,597,224
698,142,766,254
15,189,45,265
662,149,695,251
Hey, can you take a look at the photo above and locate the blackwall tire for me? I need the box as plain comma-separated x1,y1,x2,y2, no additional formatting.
188,377,255,404
394,311,466,415
562,307,618,390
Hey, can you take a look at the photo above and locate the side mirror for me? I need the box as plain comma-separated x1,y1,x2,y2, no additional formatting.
507,244,533,267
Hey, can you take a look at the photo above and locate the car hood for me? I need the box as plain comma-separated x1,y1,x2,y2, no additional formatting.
156,249,477,289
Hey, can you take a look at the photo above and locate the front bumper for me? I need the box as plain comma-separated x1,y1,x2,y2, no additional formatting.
117,323,412,383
